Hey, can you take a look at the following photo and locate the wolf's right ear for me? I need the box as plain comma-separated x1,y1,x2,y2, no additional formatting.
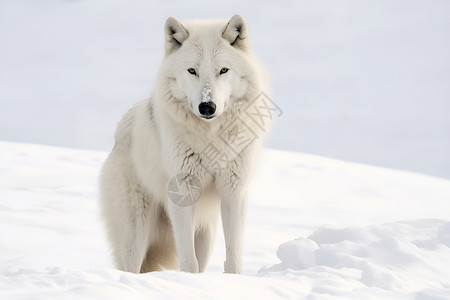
222,14,248,50
164,16,189,54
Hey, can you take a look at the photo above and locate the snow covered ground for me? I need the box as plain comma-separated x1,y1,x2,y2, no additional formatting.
1,140,450,299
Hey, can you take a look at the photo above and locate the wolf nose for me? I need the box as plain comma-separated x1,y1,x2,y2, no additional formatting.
198,102,216,117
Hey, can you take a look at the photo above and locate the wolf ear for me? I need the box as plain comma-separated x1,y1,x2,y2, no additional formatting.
222,14,248,49
164,16,189,54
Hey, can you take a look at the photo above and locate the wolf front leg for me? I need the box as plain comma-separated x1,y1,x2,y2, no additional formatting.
167,202,199,272
166,172,202,273
219,185,248,274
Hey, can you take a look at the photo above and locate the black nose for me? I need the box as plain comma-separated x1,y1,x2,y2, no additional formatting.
198,102,216,117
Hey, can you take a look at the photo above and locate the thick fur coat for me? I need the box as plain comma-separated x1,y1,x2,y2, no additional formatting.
100,14,270,274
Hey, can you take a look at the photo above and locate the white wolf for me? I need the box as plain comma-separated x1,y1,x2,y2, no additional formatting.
100,14,270,274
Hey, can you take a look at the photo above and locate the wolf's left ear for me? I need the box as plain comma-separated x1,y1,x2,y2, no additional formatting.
165,16,189,54
222,14,248,50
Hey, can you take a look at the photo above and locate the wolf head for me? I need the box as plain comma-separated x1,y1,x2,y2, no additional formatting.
161,15,257,122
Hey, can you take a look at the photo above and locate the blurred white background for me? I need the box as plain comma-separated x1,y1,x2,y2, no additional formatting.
0,0,449,178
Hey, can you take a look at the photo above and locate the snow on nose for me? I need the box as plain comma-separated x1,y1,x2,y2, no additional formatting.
201,83,212,103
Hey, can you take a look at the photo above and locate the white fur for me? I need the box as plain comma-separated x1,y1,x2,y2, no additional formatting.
100,14,270,274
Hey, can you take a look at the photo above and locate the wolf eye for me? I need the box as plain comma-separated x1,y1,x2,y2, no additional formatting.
187,68,197,75
220,67,229,75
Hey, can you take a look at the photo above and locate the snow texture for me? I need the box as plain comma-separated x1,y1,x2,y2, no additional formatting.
1,140,450,299
261,220,450,294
